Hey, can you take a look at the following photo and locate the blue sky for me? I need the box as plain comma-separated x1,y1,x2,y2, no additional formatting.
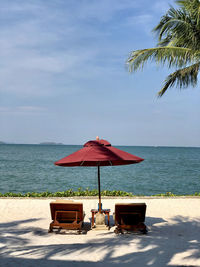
0,0,199,146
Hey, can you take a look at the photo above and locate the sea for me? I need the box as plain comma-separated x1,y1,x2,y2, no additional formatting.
0,144,200,195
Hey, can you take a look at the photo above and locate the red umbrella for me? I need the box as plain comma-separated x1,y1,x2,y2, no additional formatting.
55,138,144,212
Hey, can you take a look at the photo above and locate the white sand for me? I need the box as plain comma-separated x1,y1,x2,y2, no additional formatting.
0,197,200,266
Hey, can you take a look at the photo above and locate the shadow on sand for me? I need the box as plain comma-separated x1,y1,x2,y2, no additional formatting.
0,216,200,266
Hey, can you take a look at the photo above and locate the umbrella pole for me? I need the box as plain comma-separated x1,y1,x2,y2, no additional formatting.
97,165,101,213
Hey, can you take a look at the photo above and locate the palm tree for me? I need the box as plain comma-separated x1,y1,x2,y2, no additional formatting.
127,0,200,97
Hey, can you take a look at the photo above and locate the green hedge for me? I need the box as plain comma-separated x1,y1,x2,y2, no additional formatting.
0,188,133,197
0,189,200,197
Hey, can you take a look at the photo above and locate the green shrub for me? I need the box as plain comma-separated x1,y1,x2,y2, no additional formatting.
0,190,199,197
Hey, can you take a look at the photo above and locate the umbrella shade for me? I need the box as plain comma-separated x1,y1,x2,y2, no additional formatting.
55,140,144,166
54,139,144,212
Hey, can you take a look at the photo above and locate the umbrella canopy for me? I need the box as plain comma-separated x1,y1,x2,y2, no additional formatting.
55,138,144,212
55,139,143,166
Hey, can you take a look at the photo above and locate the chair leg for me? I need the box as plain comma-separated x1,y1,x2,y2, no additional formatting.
140,226,148,234
141,228,148,234
138,223,148,234
48,226,53,233
114,226,123,234
114,228,119,234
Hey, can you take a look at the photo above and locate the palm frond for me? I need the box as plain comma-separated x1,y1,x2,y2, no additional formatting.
176,0,200,17
158,63,200,96
127,0,200,97
153,5,200,49
127,47,199,72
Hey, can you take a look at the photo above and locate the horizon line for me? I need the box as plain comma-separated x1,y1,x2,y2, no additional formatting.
1,142,200,148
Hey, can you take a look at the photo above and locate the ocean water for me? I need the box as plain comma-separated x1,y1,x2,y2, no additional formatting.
0,144,200,195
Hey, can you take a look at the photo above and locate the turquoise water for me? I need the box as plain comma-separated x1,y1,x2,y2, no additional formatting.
0,144,200,195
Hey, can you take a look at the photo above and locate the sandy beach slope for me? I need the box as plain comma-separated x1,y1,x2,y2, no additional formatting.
0,197,200,266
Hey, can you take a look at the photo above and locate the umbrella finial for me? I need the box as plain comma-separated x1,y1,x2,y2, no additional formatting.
96,136,100,141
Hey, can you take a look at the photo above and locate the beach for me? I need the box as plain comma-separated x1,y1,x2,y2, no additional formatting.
1,197,200,266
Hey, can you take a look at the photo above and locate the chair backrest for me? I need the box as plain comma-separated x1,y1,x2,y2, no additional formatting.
54,199,74,203
115,203,146,224
50,201,83,221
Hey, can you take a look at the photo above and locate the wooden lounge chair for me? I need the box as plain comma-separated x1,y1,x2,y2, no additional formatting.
114,203,147,234
49,200,84,233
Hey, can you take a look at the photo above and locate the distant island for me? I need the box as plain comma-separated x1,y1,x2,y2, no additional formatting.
0,141,6,144
39,142,64,145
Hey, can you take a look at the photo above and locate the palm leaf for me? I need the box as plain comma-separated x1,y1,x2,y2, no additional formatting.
127,0,200,96
127,47,199,71
153,6,200,49
158,63,200,96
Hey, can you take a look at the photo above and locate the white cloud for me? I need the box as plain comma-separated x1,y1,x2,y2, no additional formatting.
0,0,131,96
153,0,174,14
126,14,153,25
0,106,47,114
75,0,139,22
124,14,155,37
0,2,42,12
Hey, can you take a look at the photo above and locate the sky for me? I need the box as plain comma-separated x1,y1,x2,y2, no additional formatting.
0,0,200,147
